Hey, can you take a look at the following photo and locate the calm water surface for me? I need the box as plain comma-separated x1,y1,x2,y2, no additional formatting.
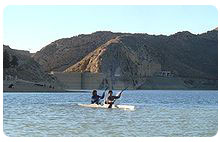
3,90,218,137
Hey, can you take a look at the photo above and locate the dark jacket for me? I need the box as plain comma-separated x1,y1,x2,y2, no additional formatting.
91,92,105,104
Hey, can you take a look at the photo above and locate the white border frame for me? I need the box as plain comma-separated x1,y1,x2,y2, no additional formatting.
0,0,219,142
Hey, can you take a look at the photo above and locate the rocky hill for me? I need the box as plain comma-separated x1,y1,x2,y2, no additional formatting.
3,45,56,83
33,31,122,72
64,35,162,87
33,29,218,82
65,30,217,80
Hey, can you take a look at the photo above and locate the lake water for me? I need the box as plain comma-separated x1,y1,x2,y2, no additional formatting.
3,90,218,137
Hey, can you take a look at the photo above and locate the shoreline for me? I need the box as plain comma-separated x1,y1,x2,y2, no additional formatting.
3,89,218,93
3,90,92,93
3,78,217,93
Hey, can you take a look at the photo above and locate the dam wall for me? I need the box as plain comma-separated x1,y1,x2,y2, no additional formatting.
53,72,82,89
52,62,161,90
53,72,106,90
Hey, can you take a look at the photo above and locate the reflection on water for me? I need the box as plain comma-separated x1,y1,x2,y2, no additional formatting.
3,90,218,137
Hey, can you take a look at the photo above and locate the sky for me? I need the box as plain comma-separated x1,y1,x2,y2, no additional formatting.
3,5,218,53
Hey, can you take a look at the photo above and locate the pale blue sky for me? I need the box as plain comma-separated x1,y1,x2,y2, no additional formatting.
3,5,218,53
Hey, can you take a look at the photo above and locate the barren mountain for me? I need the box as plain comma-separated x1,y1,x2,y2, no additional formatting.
33,31,121,72
64,29,218,80
64,35,161,84
33,29,218,81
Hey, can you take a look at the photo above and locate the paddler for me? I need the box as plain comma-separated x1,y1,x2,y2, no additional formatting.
91,90,105,104
105,90,122,105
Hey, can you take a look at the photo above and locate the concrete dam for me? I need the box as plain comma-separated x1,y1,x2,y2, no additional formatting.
52,62,161,90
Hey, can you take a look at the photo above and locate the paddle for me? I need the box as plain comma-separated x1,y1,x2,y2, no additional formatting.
100,86,108,105
104,86,108,92
108,86,129,108
119,86,129,95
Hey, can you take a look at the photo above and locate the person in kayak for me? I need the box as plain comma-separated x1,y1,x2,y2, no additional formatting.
105,90,122,106
91,90,105,104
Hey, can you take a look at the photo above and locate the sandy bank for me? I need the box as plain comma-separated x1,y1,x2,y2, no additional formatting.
3,80,65,92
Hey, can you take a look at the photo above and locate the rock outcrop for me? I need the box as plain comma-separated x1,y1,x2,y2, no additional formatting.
64,36,162,85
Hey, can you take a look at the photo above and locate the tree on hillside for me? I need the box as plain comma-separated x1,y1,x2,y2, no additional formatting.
10,55,19,67
3,50,10,68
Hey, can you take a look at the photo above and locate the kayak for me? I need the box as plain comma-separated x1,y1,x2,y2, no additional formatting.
78,103,135,110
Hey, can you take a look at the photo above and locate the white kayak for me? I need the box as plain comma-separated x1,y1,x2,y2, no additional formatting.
78,103,135,110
